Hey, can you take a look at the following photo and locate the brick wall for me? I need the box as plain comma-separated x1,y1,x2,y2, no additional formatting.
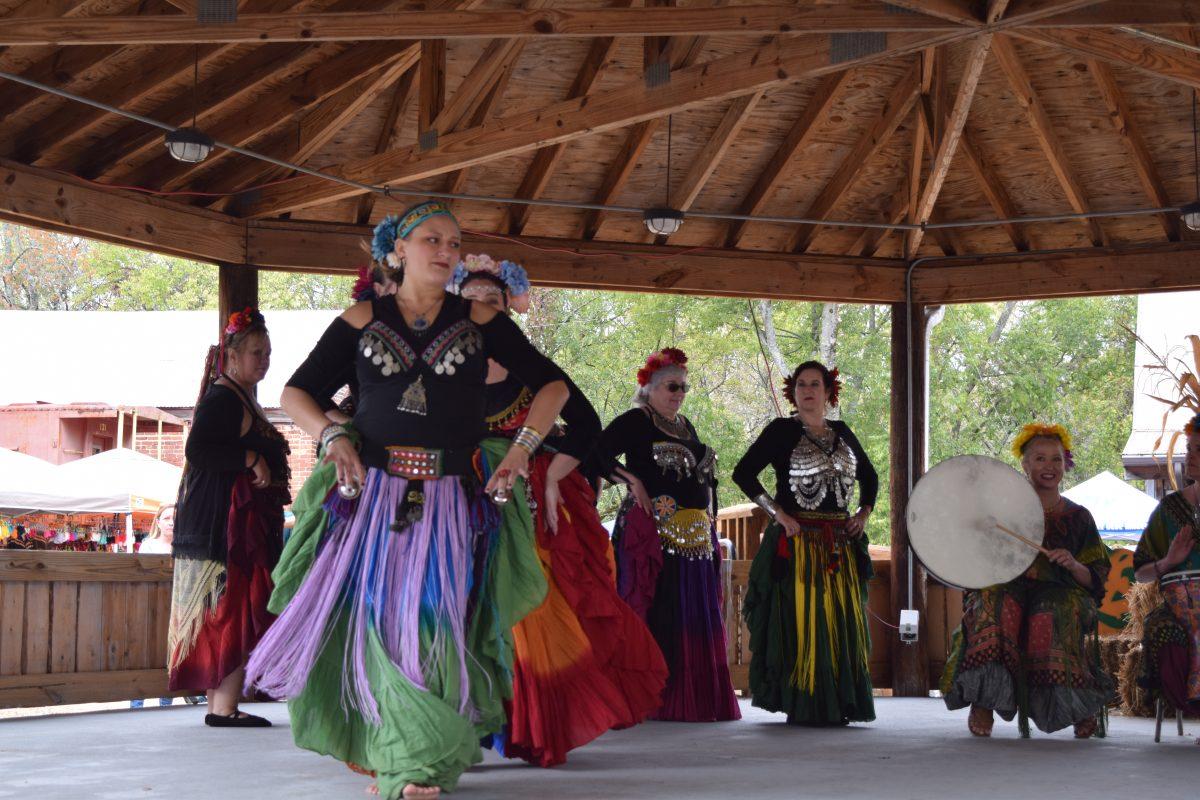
135,414,319,506
134,432,186,468
279,421,319,499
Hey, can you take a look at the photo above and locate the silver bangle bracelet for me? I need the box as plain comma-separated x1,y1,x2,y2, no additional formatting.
754,493,782,521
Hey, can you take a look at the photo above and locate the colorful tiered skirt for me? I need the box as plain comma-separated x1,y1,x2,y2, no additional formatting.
941,577,1114,733
243,439,546,798
500,456,668,766
613,502,739,722
744,514,874,725
168,475,282,691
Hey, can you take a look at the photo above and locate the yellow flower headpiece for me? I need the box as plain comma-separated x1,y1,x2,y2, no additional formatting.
1011,423,1074,468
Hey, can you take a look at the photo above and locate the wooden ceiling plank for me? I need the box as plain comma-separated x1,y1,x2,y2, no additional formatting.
442,39,527,198
354,68,418,225
1088,58,1181,241
905,35,992,258
119,40,418,192
643,89,764,244
996,0,1114,26
0,6,971,47
240,30,968,220
787,64,922,254
724,69,852,249
209,50,418,213
992,34,1107,246
0,0,172,126
1030,1,1200,27
986,0,1013,23
578,30,712,241
505,25,625,236
882,0,982,26
1013,27,1200,91
27,0,340,172
853,182,910,257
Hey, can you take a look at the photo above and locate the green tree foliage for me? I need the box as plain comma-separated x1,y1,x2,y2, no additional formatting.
1,223,1136,543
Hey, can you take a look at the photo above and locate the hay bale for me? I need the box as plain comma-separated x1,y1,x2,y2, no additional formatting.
1123,581,1162,642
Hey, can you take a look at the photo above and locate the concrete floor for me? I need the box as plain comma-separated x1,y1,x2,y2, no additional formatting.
0,698,1195,800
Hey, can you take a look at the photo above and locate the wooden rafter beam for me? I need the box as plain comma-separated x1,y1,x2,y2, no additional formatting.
419,39,447,137
724,69,853,249
244,219,910,303
1013,27,1200,91
209,51,419,213
1032,2,1200,27
643,89,764,244
1088,59,1180,241
240,32,969,221
354,69,418,225
0,6,970,47
118,40,416,192
577,29,711,241
991,34,1107,246
442,37,528,197
882,0,982,26
504,17,626,236
0,158,243,263
912,244,1200,303
905,35,992,257
787,64,922,254
852,182,910,257
0,0,176,131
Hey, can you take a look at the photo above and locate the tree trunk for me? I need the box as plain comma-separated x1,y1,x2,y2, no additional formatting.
989,300,1019,344
756,299,789,376
818,302,839,364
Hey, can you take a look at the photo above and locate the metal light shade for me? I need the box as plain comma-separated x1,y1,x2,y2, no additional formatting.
1182,200,1200,231
164,127,214,164
643,207,684,236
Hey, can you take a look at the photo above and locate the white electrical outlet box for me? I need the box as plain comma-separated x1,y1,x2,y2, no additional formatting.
899,609,919,644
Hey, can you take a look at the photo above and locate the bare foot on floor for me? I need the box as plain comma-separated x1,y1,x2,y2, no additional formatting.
403,784,440,799
968,705,994,737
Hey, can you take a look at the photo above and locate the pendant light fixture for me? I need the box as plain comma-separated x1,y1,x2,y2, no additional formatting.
643,113,685,237
164,46,214,164
1180,88,1200,231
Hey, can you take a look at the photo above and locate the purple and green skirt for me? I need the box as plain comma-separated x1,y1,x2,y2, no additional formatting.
244,438,546,797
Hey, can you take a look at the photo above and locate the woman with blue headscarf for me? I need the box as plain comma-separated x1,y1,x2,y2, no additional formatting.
245,201,570,799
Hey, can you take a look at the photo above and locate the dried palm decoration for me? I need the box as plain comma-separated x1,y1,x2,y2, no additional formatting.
1126,326,1200,490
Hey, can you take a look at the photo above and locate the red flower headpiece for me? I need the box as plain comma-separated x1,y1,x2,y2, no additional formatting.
351,265,375,303
783,365,842,408
637,347,688,386
224,306,257,337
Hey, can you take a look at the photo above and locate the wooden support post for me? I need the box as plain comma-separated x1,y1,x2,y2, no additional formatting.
217,263,259,340
115,408,124,451
889,299,930,696
156,418,163,460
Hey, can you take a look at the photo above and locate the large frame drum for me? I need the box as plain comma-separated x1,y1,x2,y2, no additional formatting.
906,455,1045,590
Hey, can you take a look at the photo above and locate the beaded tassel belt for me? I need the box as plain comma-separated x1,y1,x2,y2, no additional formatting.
657,506,714,561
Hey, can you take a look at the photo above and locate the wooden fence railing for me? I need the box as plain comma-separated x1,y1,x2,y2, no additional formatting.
0,551,182,709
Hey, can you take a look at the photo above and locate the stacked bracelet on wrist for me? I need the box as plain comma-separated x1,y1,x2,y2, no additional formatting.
753,493,782,521
512,425,544,456
320,423,349,451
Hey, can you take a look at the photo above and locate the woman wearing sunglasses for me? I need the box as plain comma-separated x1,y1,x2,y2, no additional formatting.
594,348,740,722
733,360,878,726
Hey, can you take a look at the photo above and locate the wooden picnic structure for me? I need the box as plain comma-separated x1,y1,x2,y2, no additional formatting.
2,0,1200,707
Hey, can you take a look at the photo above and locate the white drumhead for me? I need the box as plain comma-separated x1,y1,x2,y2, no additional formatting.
906,455,1044,590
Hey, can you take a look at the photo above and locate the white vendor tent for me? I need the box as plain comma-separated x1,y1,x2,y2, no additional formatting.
0,447,72,516
1062,470,1158,541
53,448,182,516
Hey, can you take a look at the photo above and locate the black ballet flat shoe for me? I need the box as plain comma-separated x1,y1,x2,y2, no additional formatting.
204,711,272,728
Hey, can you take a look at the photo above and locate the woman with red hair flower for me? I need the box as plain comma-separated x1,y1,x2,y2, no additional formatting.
593,347,740,722
733,360,878,726
170,307,290,727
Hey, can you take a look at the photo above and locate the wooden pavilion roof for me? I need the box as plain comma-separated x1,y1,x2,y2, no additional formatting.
3,0,1200,304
